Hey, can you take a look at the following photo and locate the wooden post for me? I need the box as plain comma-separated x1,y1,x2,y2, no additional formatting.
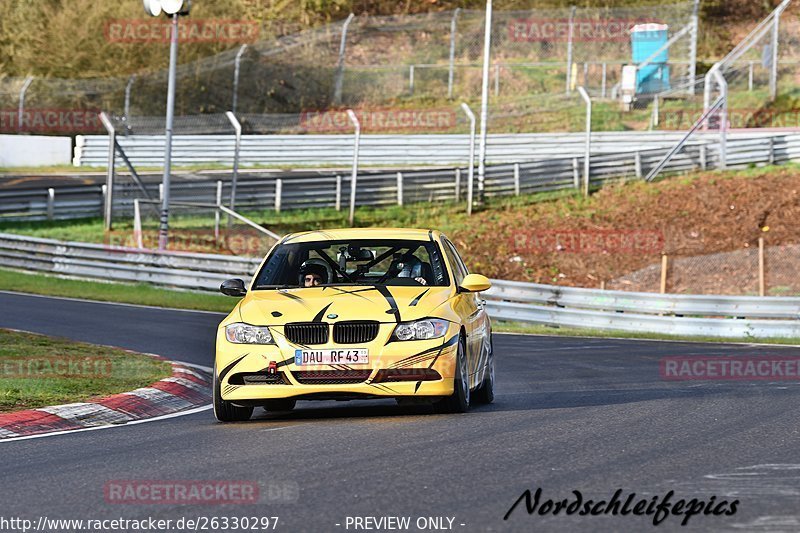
600,280,605,291
660,254,668,294
759,237,765,297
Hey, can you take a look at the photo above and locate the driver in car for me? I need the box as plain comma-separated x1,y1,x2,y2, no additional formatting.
298,260,329,287
392,255,428,286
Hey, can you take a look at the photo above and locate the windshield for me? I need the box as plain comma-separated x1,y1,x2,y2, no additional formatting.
253,238,450,289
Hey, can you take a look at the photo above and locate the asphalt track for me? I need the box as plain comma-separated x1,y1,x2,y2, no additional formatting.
2,291,800,532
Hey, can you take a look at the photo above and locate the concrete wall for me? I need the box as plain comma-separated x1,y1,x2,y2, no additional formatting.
0,135,72,167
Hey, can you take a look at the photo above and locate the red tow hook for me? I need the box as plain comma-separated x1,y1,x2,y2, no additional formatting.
267,361,278,375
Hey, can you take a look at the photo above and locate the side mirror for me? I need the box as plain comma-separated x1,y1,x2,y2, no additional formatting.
220,278,247,297
459,274,491,293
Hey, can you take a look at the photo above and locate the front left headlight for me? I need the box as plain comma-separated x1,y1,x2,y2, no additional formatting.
392,318,450,341
225,323,274,344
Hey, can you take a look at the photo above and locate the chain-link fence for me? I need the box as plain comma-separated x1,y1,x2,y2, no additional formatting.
0,3,706,136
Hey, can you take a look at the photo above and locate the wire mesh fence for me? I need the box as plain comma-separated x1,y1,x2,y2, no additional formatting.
0,3,708,136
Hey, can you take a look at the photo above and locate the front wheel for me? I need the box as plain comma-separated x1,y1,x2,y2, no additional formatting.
472,339,494,405
434,335,470,414
213,366,253,422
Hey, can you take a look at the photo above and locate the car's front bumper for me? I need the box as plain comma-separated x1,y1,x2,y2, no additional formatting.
215,324,460,402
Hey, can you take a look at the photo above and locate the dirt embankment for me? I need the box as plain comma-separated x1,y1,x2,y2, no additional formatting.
450,168,800,294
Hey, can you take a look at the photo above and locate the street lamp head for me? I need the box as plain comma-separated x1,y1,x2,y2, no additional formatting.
143,0,190,17
142,0,161,17
161,0,187,15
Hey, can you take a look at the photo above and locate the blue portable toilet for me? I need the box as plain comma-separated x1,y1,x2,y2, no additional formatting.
631,23,671,94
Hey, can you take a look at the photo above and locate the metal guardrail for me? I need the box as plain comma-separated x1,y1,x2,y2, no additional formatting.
73,131,784,168
1,232,798,338
6,132,800,222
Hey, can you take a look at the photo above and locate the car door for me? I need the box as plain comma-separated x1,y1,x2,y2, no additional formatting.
441,237,483,387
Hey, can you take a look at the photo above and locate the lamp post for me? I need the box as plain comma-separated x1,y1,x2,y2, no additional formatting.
143,0,190,250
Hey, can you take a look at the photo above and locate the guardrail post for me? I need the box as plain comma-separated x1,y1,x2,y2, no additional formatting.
347,109,361,226
397,172,404,206
455,167,461,201
448,8,461,100
159,183,164,202
759,236,766,296
572,157,579,189
333,14,355,106
99,112,116,231
513,163,520,196
335,175,342,211
748,61,754,92
275,179,283,213
409,65,415,95
700,145,707,170
46,188,55,221
660,254,669,294
634,152,642,179
768,137,775,165
215,180,222,244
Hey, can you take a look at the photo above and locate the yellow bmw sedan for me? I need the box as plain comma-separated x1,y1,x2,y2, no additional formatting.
213,228,494,422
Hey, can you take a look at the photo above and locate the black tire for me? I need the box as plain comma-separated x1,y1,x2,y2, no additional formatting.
472,338,494,405
262,399,296,412
434,335,470,414
213,366,253,422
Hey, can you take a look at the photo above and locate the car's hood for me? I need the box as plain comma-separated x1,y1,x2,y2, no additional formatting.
238,285,453,325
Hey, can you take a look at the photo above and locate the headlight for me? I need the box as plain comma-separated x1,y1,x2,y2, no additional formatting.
392,319,449,341
225,323,274,344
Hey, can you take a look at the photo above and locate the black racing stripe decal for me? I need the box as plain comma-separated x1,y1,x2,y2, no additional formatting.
414,381,423,393
278,290,313,310
312,303,333,323
375,285,401,322
330,286,375,301
389,334,459,368
409,288,429,307
219,354,247,381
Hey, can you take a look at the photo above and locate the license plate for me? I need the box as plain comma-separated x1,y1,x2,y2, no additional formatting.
294,348,369,366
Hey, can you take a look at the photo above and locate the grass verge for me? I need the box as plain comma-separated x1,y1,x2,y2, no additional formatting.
0,328,173,413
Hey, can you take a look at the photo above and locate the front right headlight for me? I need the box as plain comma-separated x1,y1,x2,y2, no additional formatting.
225,323,274,344
392,318,450,341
